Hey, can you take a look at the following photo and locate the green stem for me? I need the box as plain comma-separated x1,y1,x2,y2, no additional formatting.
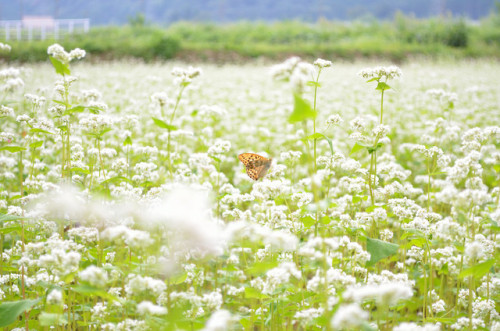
380,88,385,125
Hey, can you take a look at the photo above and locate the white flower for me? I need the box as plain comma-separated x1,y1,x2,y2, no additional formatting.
202,310,234,331
69,48,86,60
79,266,108,287
465,241,484,261
136,301,167,315
331,303,368,329
46,289,63,305
326,114,343,126
314,58,332,68
358,65,402,80
0,42,11,52
393,322,441,331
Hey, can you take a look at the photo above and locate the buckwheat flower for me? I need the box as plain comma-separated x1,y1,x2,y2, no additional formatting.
263,262,301,294
465,240,485,261
91,302,108,321
47,43,70,63
326,114,343,126
432,299,446,314
291,192,313,207
101,225,154,249
294,307,324,325
290,62,315,93
358,65,402,80
0,105,14,117
53,84,65,97
137,301,167,316
79,265,108,287
125,274,166,298
458,289,474,307
47,289,63,305
270,56,302,81
380,229,393,241
66,227,99,244
393,322,441,331
372,124,390,138
451,317,485,330
208,139,231,156
16,114,31,123
202,310,234,331
2,77,24,92
202,290,223,310
69,48,86,60
330,303,368,329
151,92,171,108
171,66,202,85
79,114,114,133
87,101,108,112
473,298,499,320
0,132,14,143
314,58,332,68
343,283,413,306
0,42,11,52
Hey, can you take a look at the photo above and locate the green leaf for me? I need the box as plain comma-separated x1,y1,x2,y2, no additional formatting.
244,287,269,300
52,99,70,107
49,56,71,76
70,167,90,175
0,226,22,234
123,136,132,146
0,146,26,153
0,213,26,223
301,215,315,229
101,176,132,185
71,284,120,302
366,77,380,83
376,81,391,91
30,128,55,135
63,105,85,116
322,134,334,155
240,318,251,328
87,106,101,114
210,155,221,163
459,259,495,279
169,272,187,285
247,261,278,276
29,140,43,149
367,143,383,154
366,237,399,266
0,299,40,327
306,81,322,88
39,312,67,327
349,142,369,155
306,132,334,155
152,117,177,131
306,133,324,140
289,93,317,123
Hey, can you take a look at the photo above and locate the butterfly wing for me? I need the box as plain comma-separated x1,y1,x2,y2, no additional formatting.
238,153,272,181
254,158,272,180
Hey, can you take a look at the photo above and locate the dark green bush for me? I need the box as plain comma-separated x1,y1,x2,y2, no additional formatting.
444,19,468,48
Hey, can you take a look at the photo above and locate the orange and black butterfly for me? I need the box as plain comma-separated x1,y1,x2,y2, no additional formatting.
238,153,272,181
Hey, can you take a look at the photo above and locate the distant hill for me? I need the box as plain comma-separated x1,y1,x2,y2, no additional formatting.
0,0,497,25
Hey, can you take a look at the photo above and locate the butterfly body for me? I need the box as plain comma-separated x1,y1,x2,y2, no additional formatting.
238,153,272,181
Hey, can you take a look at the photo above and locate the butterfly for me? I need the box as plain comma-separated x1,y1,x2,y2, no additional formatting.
238,153,272,181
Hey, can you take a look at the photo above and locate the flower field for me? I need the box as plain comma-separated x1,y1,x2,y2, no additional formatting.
0,44,499,330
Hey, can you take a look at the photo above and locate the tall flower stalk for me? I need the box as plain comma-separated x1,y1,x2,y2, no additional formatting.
358,66,402,205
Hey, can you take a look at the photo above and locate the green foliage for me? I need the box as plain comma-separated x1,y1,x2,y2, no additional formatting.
289,93,316,123
0,299,40,327
2,16,500,63
366,237,399,266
